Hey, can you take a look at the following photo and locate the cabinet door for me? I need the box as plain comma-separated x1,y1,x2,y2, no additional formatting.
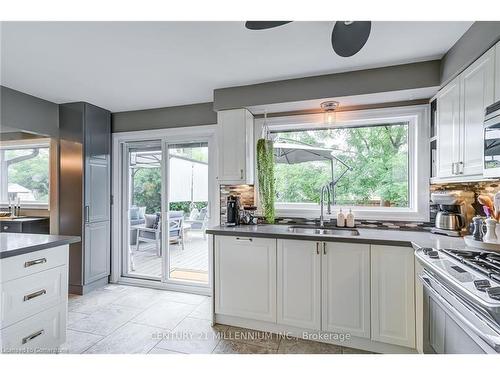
217,109,254,183
436,77,461,178
495,41,500,102
84,104,111,159
84,221,110,284
371,245,415,348
277,239,321,330
322,242,370,338
215,236,276,322
85,157,110,222
460,48,495,176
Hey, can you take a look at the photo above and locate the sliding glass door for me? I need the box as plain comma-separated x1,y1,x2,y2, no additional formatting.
120,138,211,288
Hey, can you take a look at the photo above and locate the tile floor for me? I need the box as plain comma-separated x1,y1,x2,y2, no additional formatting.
62,284,370,354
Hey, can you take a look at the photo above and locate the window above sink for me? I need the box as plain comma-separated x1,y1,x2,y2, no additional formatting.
254,105,430,222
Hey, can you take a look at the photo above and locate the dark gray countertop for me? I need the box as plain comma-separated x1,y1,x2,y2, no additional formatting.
0,233,80,259
206,225,468,250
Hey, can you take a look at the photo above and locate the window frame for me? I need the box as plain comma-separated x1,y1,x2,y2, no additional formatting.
0,139,51,208
254,105,430,222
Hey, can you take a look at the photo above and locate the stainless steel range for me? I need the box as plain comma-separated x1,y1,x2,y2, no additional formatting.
415,247,500,354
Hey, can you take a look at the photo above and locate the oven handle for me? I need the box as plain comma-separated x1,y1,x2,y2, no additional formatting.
419,272,500,352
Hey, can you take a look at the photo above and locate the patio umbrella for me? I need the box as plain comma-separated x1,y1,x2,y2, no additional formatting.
273,140,352,204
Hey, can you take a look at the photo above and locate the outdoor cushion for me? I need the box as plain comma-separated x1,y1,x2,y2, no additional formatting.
144,214,157,228
130,207,139,220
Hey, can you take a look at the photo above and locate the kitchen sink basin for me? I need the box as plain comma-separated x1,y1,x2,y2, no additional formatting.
287,225,359,236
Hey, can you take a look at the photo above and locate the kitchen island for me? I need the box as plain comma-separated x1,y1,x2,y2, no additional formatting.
0,233,79,353
207,224,470,354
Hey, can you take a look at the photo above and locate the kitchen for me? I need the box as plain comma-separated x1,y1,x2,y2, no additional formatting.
1,13,500,367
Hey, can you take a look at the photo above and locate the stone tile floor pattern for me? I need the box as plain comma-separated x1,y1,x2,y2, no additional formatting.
62,284,371,354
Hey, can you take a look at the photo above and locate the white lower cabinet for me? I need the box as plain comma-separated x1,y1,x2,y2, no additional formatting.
322,242,371,338
214,236,417,352
371,245,416,348
277,239,321,330
215,236,277,322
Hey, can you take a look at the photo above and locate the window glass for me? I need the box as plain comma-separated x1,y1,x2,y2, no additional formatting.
1,146,50,203
272,123,409,208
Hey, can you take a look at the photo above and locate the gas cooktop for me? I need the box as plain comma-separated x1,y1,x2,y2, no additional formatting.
416,247,500,306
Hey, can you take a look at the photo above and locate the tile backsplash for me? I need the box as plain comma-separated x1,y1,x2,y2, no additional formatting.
217,180,500,230
219,184,255,224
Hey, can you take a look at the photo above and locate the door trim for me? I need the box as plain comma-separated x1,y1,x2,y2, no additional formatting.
111,125,218,295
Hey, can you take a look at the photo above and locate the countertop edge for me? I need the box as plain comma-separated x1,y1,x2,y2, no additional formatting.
0,235,81,259
205,228,415,247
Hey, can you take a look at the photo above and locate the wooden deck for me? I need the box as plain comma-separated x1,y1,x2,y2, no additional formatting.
129,231,208,283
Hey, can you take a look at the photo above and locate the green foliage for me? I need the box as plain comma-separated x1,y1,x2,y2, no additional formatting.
257,139,276,223
274,124,409,207
7,148,49,202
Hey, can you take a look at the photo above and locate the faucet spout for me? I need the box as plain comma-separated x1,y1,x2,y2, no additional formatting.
319,184,331,227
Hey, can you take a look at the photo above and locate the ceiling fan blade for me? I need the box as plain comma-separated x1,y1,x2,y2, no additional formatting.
245,21,292,30
331,21,371,57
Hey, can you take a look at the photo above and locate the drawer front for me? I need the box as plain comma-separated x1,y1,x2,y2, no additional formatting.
0,265,68,329
1,222,22,233
0,245,68,283
0,303,67,353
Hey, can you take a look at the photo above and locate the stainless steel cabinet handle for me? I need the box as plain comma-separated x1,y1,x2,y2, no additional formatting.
323,242,327,255
23,289,47,302
24,258,47,268
452,162,457,175
316,242,320,255
458,161,464,174
84,205,90,223
240,169,244,179
22,329,44,345
235,237,252,242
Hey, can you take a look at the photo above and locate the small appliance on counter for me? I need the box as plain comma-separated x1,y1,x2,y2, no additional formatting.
430,191,474,237
226,195,241,226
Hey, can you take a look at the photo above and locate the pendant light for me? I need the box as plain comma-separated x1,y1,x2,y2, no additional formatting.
321,101,339,125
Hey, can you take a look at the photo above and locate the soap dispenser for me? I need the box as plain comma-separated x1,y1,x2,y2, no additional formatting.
337,209,345,227
346,209,355,228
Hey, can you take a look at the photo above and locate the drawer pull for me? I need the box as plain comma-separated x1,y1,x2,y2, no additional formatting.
24,258,47,268
23,289,47,302
22,329,45,345
235,237,253,242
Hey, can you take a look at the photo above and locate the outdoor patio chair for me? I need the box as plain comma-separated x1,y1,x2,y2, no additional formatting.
184,207,208,239
134,211,185,256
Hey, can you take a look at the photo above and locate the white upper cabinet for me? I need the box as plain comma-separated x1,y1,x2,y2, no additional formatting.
322,242,371,338
436,77,461,178
460,48,495,176
217,108,254,184
371,245,416,349
435,46,495,181
215,236,276,322
277,239,321,330
496,41,500,102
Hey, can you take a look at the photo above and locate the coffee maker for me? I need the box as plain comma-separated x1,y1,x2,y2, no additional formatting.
430,191,474,236
226,195,241,226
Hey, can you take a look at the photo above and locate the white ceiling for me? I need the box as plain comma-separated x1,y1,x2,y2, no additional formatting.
0,21,472,112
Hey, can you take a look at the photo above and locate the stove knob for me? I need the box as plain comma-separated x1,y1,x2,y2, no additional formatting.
421,247,433,255
427,250,439,259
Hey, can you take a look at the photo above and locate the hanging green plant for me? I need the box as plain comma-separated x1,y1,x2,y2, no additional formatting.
257,138,275,224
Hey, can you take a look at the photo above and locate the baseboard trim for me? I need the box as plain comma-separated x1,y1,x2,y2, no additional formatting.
215,314,417,354
69,276,109,295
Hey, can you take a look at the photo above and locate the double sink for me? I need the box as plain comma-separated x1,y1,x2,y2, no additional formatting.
287,225,359,236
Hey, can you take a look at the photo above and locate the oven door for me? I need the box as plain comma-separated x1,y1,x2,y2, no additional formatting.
420,271,500,354
484,114,500,177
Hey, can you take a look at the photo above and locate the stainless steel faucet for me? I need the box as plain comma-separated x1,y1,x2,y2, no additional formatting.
319,184,331,227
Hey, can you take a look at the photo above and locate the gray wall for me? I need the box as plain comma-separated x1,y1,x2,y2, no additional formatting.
112,102,217,132
441,21,500,85
213,60,441,111
0,85,59,137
